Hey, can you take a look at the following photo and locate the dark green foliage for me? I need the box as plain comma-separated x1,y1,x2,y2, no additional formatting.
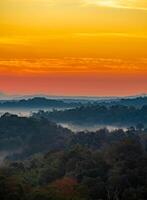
0,114,72,158
33,104,147,126
3,135,147,200
0,114,147,199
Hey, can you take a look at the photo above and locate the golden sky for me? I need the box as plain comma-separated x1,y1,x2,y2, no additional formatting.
0,0,147,96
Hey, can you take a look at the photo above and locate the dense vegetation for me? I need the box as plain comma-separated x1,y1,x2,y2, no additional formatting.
102,96,147,107
0,114,147,199
0,113,72,159
33,104,147,126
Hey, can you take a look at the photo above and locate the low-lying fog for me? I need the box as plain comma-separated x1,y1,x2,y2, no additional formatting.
0,108,127,132
59,123,127,132
0,107,69,117
0,109,127,164
0,149,22,166
0,151,10,165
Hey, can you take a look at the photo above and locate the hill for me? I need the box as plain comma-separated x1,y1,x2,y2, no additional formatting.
0,115,147,199
0,97,81,109
33,104,147,127
0,114,72,160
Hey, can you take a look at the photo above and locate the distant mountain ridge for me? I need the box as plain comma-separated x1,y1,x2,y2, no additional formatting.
0,97,81,108
0,91,147,101
0,95,147,109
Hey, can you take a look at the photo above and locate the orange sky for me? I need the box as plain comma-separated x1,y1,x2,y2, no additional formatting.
0,0,147,96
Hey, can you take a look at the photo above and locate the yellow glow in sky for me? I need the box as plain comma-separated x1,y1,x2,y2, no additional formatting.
0,0,147,96
88,0,147,10
1,0,147,58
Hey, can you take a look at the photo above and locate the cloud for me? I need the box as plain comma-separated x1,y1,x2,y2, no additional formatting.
2,0,147,10
74,32,147,39
0,57,146,76
85,0,147,10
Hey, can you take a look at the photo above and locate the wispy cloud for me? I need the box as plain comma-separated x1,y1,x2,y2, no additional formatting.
85,0,147,11
74,32,147,39
0,57,146,75
3,0,147,10
0,31,147,46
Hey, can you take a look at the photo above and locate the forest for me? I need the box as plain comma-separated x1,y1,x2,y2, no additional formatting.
0,113,147,199
33,104,147,127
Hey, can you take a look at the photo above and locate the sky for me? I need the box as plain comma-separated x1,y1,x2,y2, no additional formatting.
0,0,147,96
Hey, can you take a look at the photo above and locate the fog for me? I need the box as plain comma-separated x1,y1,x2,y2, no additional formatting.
0,107,69,117
0,149,22,166
0,151,10,165
0,108,127,132
59,123,127,132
